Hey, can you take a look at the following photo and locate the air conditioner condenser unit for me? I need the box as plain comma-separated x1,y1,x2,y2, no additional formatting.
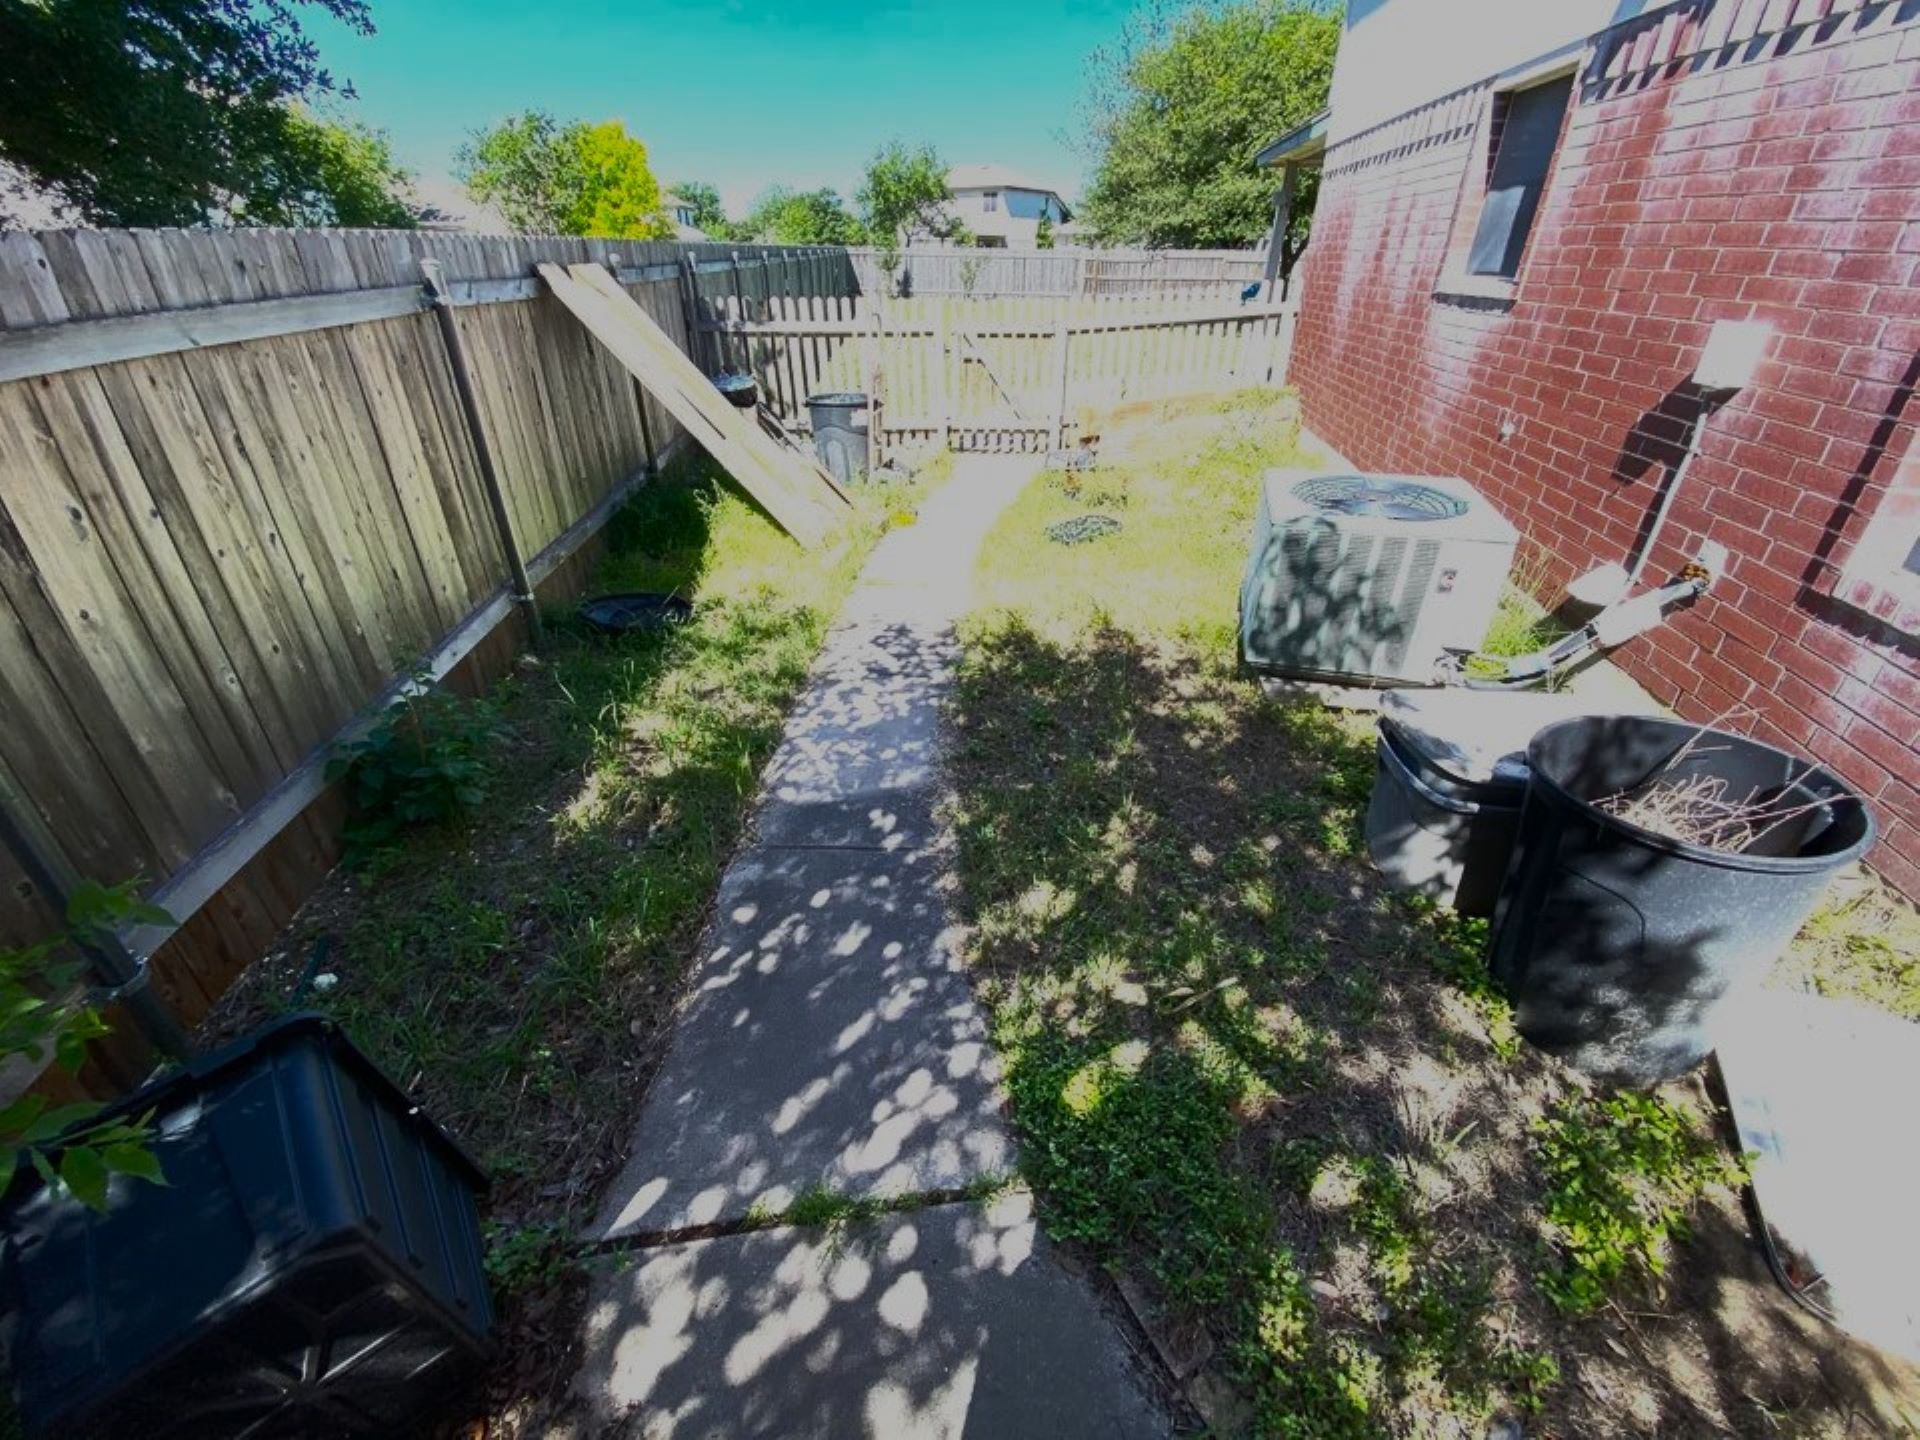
1240,469,1519,685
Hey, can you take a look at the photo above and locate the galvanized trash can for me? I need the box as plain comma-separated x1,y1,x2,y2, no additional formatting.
807,392,870,486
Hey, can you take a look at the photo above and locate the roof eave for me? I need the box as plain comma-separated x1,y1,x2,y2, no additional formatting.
1255,111,1330,168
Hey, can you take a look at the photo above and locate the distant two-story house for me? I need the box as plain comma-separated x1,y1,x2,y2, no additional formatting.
659,191,708,243
1262,0,1920,898
939,165,1071,248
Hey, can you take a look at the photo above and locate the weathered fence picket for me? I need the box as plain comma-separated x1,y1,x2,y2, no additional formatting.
0,229,851,1091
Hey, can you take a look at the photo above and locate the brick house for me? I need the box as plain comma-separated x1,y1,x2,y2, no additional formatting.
1265,0,1920,897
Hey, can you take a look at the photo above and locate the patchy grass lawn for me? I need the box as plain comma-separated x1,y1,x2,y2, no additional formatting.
204,452,933,1435
947,390,1920,1437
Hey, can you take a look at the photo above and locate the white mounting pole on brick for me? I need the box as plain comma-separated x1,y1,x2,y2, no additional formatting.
1567,319,1772,608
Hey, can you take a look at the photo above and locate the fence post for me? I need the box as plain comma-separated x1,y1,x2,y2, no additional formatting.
863,308,885,468
421,259,545,650
679,252,709,373
1051,320,1071,452
934,301,951,449
0,767,193,1060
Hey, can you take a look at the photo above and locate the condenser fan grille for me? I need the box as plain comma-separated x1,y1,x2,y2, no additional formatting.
1290,475,1468,521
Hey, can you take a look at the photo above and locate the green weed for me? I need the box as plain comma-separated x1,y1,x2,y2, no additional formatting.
327,678,502,860
1534,1088,1745,1313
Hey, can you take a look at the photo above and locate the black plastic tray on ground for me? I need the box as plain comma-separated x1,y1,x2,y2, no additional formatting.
1,1013,493,1439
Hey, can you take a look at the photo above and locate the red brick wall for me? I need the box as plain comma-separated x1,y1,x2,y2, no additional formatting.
1290,2,1920,897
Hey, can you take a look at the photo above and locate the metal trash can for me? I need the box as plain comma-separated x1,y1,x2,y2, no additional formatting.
807,392,870,486
1366,689,1644,916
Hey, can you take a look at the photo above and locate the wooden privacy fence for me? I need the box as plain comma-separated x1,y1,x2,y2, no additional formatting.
845,246,1268,300
0,227,851,1093
702,294,1301,455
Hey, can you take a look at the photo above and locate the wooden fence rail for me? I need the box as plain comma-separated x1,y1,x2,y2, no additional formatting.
845,246,1269,300
0,228,853,1094
703,295,1301,456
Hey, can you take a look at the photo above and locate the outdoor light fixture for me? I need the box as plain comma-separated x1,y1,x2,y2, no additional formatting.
1692,318,1772,393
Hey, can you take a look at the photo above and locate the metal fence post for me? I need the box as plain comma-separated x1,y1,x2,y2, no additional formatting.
420,259,545,650
1051,321,1072,451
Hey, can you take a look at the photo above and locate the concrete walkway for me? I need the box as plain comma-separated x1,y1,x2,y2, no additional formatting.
572,456,1173,1438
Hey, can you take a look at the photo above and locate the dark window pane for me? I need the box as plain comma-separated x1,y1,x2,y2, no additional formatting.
1467,73,1573,278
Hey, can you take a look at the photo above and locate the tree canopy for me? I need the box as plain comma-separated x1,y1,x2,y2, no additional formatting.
456,112,673,239
1077,0,1339,248
670,179,736,239
0,0,412,226
741,186,865,246
856,141,957,255
232,109,419,227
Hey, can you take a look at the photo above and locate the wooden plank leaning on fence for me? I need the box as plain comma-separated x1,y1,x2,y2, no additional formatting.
537,263,848,548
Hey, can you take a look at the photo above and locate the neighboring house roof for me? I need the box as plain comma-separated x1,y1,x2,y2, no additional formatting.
946,163,1065,200
673,221,709,242
1255,111,1331,168
412,174,512,233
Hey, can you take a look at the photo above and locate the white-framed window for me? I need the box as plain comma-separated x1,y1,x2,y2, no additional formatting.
1836,434,1920,634
983,191,1000,213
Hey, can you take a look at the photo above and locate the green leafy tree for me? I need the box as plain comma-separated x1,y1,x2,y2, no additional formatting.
0,0,376,226
1078,0,1339,249
233,108,419,227
742,185,865,245
570,121,671,238
856,141,959,277
671,179,737,239
1035,214,1056,250
456,111,673,238
1,880,170,1211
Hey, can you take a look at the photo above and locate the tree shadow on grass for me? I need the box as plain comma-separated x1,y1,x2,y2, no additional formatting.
202,461,868,1434
944,614,1920,1437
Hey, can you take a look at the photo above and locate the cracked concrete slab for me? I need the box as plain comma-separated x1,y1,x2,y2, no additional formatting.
592,844,1014,1240
577,457,1171,1437
576,1192,1171,1439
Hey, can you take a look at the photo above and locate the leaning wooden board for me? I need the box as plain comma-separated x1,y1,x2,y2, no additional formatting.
536,263,847,548
565,261,851,511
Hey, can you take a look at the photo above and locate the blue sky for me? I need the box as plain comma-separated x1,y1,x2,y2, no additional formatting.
310,0,1142,216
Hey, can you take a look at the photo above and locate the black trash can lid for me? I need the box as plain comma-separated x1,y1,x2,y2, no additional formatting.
1380,688,1650,787
806,392,868,407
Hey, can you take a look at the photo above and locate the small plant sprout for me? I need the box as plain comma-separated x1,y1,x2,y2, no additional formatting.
327,670,503,859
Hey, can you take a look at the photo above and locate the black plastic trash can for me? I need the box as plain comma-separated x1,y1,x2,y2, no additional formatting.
1489,715,1876,1084
807,391,870,486
0,1014,493,1439
1369,720,1528,916
1364,689,1629,916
